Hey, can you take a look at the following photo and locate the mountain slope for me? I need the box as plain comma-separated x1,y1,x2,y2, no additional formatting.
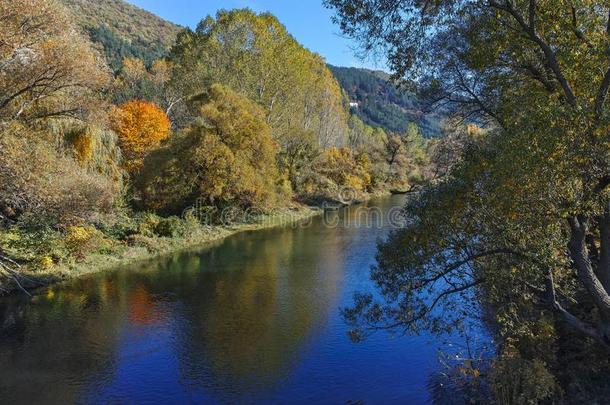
60,0,440,137
60,0,181,70
329,65,441,137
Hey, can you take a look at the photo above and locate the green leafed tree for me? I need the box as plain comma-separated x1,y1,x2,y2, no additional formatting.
326,0,610,397
169,9,349,149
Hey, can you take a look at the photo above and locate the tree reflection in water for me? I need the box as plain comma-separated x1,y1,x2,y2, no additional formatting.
0,196,456,404
0,211,348,402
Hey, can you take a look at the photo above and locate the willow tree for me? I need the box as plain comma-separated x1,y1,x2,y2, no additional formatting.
136,84,281,214
0,0,108,123
169,9,349,149
326,0,610,352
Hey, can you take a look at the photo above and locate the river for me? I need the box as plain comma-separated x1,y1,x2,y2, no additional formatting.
0,195,472,404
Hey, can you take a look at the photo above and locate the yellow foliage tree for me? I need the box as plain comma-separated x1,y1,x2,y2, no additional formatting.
300,147,372,200
111,100,171,173
321,147,372,192
136,84,282,214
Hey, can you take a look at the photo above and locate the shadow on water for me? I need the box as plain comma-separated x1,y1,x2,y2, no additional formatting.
0,195,488,404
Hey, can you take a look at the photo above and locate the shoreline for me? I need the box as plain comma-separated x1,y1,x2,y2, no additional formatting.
2,206,322,297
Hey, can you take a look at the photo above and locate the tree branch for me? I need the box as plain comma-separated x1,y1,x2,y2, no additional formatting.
568,216,610,317
417,248,520,287
489,0,577,106
545,267,608,346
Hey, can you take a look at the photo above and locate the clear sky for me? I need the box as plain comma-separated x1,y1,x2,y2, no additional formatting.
125,0,383,69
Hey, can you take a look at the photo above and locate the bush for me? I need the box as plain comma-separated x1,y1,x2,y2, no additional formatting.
0,122,118,228
64,226,112,259
154,216,187,238
1,227,68,269
136,212,162,237
318,147,372,192
298,147,372,202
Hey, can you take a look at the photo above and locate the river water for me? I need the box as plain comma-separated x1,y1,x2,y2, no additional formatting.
0,196,468,404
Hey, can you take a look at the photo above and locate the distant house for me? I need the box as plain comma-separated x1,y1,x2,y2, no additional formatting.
349,101,359,108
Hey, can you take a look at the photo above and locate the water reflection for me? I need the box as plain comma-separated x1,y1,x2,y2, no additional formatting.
0,196,445,404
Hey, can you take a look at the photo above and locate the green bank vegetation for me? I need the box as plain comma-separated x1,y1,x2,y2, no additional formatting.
0,1,429,294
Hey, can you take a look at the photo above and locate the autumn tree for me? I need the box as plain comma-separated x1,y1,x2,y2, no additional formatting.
110,100,171,173
299,147,372,202
136,84,281,214
277,127,319,192
0,0,108,123
327,0,610,399
169,9,349,148
112,57,188,125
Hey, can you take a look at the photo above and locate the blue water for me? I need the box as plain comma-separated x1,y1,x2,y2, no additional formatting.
0,196,476,404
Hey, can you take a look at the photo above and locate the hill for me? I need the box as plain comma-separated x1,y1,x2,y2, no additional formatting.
60,0,441,137
329,65,441,137
60,0,181,71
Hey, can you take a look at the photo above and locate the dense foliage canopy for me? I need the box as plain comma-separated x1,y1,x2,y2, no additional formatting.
327,0,610,400
169,9,349,149
136,84,282,214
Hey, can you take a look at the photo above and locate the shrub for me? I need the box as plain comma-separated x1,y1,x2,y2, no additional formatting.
1,227,68,268
319,147,371,192
154,216,187,238
64,226,109,259
298,147,372,202
136,213,162,237
0,122,118,227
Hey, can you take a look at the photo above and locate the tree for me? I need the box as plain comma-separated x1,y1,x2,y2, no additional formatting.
327,0,610,370
0,122,117,226
136,84,281,214
110,100,171,173
169,9,349,148
0,0,108,123
277,127,319,192
300,147,372,200
111,58,188,125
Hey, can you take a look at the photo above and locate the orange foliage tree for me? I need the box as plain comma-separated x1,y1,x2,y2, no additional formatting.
111,100,171,173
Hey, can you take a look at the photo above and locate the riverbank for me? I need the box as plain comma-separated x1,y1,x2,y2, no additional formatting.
0,205,322,296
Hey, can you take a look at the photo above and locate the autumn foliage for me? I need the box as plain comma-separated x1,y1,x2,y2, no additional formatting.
111,100,171,173
136,84,281,213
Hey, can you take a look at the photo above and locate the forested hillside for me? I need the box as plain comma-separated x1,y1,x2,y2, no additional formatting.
60,0,181,70
329,65,441,137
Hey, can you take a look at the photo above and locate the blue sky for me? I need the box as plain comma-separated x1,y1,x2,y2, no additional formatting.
125,0,383,69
